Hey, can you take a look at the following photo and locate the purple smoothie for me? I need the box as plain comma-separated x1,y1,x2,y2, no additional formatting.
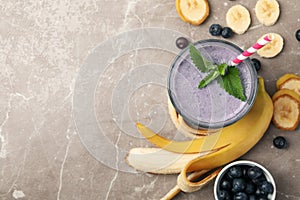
168,40,257,129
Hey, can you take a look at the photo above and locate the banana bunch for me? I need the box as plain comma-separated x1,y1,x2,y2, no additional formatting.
126,77,274,196
272,74,300,131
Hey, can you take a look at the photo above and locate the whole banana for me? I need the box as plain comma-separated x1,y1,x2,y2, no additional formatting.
127,77,274,175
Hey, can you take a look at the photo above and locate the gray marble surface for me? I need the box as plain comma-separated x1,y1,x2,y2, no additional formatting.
0,0,299,199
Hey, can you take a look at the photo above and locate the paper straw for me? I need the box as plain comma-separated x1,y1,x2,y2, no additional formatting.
231,34,274,66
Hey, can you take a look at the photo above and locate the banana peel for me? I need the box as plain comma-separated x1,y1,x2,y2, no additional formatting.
136,77,273,155
136,123,229,154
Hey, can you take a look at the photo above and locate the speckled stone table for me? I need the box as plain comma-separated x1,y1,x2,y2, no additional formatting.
0,0,299,199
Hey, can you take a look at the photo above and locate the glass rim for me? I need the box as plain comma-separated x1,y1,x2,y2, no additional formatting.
168,39,258,129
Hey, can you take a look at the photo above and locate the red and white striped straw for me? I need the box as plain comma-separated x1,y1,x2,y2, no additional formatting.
231,34,274,66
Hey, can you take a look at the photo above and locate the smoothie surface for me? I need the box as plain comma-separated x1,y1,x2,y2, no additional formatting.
168,40,257,129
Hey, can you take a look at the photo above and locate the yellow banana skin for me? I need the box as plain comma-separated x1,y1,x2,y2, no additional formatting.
136,77,274,160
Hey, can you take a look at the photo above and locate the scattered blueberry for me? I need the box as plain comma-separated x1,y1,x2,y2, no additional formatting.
251,58,261,71
234,192,248,200
175,37,189,49
296,29,300,41
218,190,232,200
221,27,234,38
273,136,288,149
209,24,222,36
232,178,247,193
247,166,263,180
229,166,243,178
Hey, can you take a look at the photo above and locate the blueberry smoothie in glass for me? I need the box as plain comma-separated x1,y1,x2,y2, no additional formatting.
168,39,257,129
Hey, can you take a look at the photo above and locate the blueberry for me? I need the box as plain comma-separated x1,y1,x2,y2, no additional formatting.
257,196,268,200
296,29,300,41
175,37,189,49
234,192,248,200
251,58,261,71
227,172,234,180
247,166,263,180
255,189,269,199
259,181,274,195
232,178,247,193
245,181,257,194
218,190,232,200
209,24,222,36
248,195,257,200
255,189,261,196
221,179,232,190
252,175,267,185
273,136,288,149
242,166,250,177
221,27,234,38
229,166,243,178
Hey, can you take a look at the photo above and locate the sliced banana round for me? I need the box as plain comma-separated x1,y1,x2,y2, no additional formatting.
276,74,300,96
255,0,280,26
257,33,284,58
226,5,251,34
176,0,210,25
272,89,300,131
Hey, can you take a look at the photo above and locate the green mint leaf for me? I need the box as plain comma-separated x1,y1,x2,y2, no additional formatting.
218,67,246,101
198,69,220,89
189,44,216,72
217,63,228,76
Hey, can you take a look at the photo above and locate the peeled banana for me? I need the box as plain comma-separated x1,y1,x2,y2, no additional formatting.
126,148,203,174
272,89,300,131
130,77,273,172
255,0,280,26
276,74,300,96
257,33,284,58
226,5,251,34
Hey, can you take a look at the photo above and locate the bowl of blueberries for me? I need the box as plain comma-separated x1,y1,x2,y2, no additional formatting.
214,160,276,200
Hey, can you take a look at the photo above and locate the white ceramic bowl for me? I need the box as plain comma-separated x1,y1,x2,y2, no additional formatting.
214,160,276,200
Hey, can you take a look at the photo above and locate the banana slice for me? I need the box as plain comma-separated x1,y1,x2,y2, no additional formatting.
272,89,300,131
255,0,280,26
276,74,300,96
257,33,284,58
226,5,251,34
176,0,210,25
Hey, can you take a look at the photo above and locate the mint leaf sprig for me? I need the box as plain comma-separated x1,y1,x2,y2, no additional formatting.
189,44,246,101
